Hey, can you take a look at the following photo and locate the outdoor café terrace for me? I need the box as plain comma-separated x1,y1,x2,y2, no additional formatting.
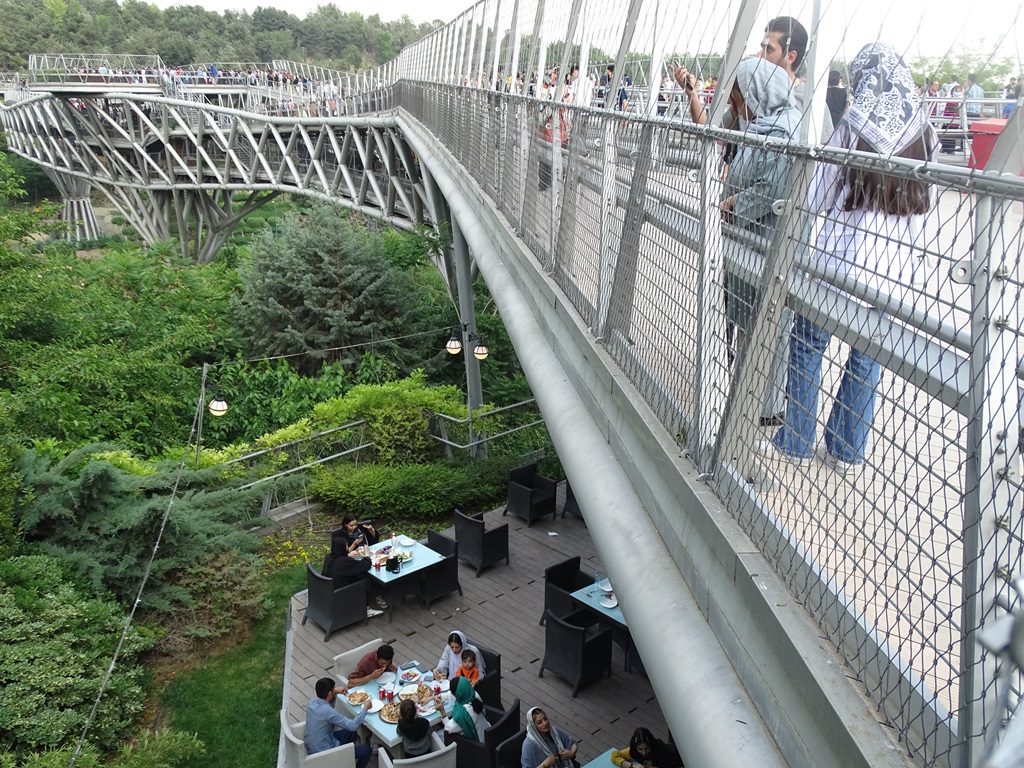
278,501,673,768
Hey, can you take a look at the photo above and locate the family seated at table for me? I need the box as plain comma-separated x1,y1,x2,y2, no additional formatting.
434,630,487,682
327,635,489,762
305,676,374,768
610,727,682,768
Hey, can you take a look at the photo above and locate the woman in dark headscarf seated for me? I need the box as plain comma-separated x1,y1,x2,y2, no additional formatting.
321,534,388,610
521,707,579,768
611,727,683,767
331,512,379,553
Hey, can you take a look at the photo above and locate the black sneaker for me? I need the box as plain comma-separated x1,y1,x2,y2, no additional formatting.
759,413,786,428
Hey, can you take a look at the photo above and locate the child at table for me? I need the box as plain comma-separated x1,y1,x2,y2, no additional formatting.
395,699,432,758
454,648,480,687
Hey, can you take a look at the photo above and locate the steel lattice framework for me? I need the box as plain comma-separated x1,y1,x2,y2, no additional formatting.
1,86,426,261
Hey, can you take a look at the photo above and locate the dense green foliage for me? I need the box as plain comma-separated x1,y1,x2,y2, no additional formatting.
309,372,466,463
234,206,432,377
0,146,545,764
15,445,264,612
0,556,152,758
199,359,355,448
0,0,441,71
0,731,204,768
309,457,515,522
0,239,239,456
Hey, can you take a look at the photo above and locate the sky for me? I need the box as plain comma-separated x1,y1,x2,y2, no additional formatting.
147,0,1022,65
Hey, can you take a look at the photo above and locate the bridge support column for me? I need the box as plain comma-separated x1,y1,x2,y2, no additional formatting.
45,171,101,241
172,189,280,264
450,216,486,458
97,187,278,262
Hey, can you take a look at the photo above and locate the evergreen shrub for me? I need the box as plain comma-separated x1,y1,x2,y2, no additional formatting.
309,456,516,522
0,556,151,757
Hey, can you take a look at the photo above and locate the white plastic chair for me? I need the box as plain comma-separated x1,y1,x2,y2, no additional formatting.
280,709,356,768
332,637,383,685
379,732,457,768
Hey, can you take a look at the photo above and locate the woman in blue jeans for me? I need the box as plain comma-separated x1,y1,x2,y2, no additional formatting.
764,42,937,474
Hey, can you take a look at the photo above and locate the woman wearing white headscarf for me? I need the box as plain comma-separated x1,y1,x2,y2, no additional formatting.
764,42,937,474
433,630,486,682
521,707,579,768
721,57,800,422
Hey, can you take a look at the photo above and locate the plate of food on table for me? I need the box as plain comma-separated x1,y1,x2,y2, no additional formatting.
600,594,619,608
347,691,371,705
399,668,421,684
379,701,402,724
416,699,436,715
399,683,433,701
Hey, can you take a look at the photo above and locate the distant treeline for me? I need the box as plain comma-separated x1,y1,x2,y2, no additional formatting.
0,0,442,72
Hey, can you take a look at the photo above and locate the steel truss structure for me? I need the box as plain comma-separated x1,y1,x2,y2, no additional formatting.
2,1,1024,765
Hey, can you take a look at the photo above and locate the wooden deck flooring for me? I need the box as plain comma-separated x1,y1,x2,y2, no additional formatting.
283,507,670,765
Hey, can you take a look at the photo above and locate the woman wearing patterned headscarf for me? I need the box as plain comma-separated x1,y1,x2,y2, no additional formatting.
763,42,937,475
521,707,579,768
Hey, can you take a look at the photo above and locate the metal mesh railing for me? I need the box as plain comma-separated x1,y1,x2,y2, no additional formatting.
393,74,1024,767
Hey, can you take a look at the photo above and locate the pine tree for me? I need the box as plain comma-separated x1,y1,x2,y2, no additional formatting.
234,206,428,377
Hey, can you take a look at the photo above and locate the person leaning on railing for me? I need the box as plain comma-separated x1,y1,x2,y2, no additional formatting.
759,42,938,476
717,58,800,423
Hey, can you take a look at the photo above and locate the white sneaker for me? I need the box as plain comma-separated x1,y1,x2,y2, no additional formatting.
756,439,812,466
826,453,859,476
366,607,384,618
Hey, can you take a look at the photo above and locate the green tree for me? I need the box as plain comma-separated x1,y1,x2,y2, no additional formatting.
0,149,61,251
234,206,429,377
0,407,22,559
0,245,240,455
910,49,1016,92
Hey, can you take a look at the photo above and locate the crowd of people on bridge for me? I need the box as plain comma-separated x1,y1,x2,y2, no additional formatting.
23,20,1015,479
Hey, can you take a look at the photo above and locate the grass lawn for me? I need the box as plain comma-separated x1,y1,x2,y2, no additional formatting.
160,563,306,768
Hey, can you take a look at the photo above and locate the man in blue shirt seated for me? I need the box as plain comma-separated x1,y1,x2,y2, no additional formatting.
305,677,373,768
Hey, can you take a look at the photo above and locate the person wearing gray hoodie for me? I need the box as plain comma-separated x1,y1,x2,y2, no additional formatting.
720,57,800,421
